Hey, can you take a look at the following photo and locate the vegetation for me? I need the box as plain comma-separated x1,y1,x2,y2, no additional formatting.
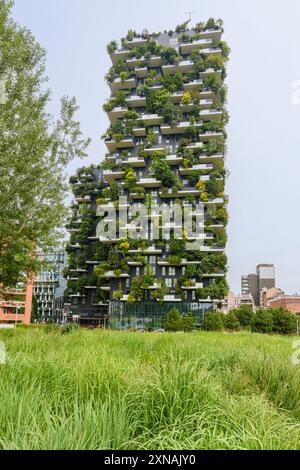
0,1,90,287
0,328,299,450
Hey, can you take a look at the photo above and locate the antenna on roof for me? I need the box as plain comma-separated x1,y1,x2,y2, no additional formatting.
185,11,196,22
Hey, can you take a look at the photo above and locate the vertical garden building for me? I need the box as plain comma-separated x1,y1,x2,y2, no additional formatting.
66,19,230,329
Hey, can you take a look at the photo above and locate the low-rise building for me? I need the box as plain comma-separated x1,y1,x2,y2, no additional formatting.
223,291,255,314
260,287,284,308
268,295,300,316
0,280,33,325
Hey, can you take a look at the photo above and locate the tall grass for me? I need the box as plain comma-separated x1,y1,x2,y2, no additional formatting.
0,328,299,450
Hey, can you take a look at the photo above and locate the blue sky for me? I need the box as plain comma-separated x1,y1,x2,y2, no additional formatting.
12,0,300,294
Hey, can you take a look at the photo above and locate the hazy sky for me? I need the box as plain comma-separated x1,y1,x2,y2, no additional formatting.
12,0,300,294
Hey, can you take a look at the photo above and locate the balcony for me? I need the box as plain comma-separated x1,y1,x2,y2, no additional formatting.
105,137,134,152
109,77,136,93
139,114,163,125
204,198,225,206
166,155,183,165
186,142,204,151
199,153,223,164
199,131,223,142
183,79,203,91
161,121,202,135
200,89,215,100
110,49,131,64
201,246,225,253
200,109,222,121
135,67,148,78
136,177,161,188
128,247,162,255
98,271,130,279
179,164,213,175
121,156,145,168
162,60,195,75
202,272,226,278
200,99,213,109
126,57,147,68
198,28,222,42
208,224,225,232
126,95,147,108
201,48,223,57
133,127,147,137
180,38,212,55
107,106,127,123
181,282,204,291
199,69,222,81
126,37,148,48
148,56,163,67
103,169,125,184
143,146,165,155
75,195,91,203
159,188,201,199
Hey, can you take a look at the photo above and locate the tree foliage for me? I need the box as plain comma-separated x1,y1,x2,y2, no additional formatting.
0,1,90,286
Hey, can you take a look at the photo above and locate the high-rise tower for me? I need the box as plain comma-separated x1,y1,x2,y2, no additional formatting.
65,19,230,329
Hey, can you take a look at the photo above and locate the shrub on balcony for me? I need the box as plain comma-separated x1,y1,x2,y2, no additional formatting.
216,207,228,225
205,18,223,31
124,168,137,190
194,59,206,74
162,101,182,126
152,283,168,303
163,72,184,92
150,153,176,188
126,29,136,41
120,71,130,82
203,74,221,93
175,21,190,33
113,290,123,301
124,110,139,121
205,55,225,71
206,179,224,198
169,239,186,257
161,47,181,65
181,91,192,105
107,40,118,54
179,33,190,43
168,255,182,266
215,231,227,248
145,130,157,147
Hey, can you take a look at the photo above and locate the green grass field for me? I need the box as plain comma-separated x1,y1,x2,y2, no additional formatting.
0,327,299,450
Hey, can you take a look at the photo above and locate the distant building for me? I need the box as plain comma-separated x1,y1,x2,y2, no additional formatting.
223,291,255,313
33,252,67,322
268,295,300,316
260,287,284,308
241,264,275,306
0,280,33,325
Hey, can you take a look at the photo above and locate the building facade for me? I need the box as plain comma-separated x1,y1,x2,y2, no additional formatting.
0,280,33,325
241,264,275,307
268,295,300,316
65,19,230,329
33,252,67,322
223,291,255,314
